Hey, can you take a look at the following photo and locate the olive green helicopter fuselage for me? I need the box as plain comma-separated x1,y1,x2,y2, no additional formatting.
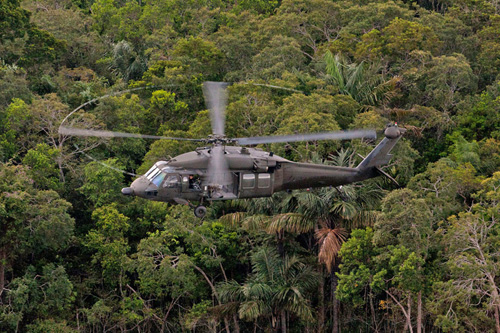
122,126,405,217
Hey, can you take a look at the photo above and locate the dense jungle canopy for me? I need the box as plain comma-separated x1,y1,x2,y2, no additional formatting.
1,0,500,332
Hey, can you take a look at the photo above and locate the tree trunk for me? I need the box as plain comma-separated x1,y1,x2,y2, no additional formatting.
417,291,422,333
331,271,339,333
369,291,379,332
194,265,230,333
0,247,5,296
494,304,500,333
57,156,66,183
491,283,500,333
277,231,285,257
281,310,287,333
407,295,412,333
318,265,325,333
232,314,240,333
386,290,413,333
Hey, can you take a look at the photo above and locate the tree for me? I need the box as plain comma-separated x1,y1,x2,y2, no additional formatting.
172,36,225,81
0,163,74,299
30,93,104,182
374,189,436,333
111,40,147,82
0,264,74,332
337,227,385,331
0,0,31,42
128,206,206,331
22,0,107,69
22,143,61,191
218,246,317,333
401,51,477,111
455,81,500,141
323,51,400,107
0,97,32,161
147,89,190,131
85,205,130,289
355,18,442,65
79,159,127,208
429,172,500,332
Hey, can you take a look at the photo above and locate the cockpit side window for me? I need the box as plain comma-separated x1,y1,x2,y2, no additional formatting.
163,175,180,188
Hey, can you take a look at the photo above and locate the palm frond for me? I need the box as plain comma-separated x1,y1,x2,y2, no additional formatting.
324,51,346,91
267,213,315,234
242,214,270,232
316,227,348,272
208,302,241,319
219,212,247,228
330,200,358,220
238,300,271,321
218,280,245,303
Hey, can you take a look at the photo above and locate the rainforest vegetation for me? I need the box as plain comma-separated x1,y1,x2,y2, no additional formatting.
1,0,500,331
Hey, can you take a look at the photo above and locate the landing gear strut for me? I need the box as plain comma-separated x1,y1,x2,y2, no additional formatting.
194,205,207,218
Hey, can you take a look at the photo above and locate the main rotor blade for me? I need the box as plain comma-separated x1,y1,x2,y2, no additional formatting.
58,126,204,141
203,81,229,136
206,145,231,186
235,129,377,145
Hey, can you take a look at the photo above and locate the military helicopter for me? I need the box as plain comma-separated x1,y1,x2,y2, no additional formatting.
60,82,406,218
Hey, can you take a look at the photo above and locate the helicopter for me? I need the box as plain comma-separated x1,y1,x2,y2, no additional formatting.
60,82,406,218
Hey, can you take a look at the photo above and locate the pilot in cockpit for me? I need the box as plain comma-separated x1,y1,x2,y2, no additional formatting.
188,175,201,191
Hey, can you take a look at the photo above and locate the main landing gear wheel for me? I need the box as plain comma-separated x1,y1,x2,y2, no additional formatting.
194,205,207,218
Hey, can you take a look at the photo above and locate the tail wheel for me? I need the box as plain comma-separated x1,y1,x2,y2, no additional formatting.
194,205,207,218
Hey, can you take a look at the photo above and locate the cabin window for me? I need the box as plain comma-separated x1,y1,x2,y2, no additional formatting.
242,173,255,189
258,173,271,188
152,172,166,187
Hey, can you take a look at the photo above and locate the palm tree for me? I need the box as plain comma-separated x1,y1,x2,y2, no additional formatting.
218,246,317,333
219,150,384,332
323,51,400,107
112,41,147,81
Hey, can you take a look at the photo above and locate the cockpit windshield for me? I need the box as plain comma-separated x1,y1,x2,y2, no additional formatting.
145,163,162,181
144,162,179,188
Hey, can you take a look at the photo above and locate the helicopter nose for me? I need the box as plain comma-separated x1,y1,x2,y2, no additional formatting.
121,187,134,195
128,177,150,198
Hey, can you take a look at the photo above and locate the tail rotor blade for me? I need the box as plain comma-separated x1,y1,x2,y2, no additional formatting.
376,167,400,188
235,129,376,146
203,81,229,136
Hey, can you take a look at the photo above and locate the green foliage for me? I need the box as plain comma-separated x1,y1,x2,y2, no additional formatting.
455,81,500,140
323,51,400,106
337,228,381,306
0,97,32,161
22,143,60,190
86,204,130,284
429,183,500,331
79,159,127,207
356,18,442,64
2,0,500,331
0,164,74,290
0,0,30,42
1,264,74,331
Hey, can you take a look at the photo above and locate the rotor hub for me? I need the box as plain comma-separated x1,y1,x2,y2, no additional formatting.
205,134,235,145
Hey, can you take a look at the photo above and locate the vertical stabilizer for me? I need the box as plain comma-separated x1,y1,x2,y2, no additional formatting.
357,125,406,170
